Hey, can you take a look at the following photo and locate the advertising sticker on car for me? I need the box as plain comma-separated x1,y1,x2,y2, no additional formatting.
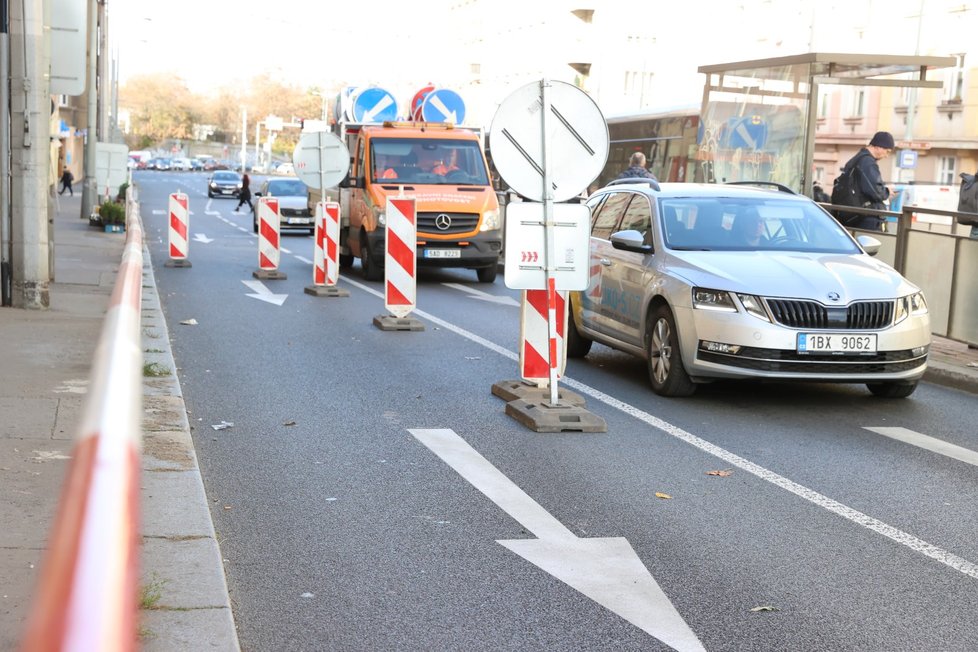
797,333,877,354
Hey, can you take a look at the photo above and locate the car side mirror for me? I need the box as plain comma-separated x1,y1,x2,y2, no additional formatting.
339,175,360,189
856,234,881,257
610,229,653,254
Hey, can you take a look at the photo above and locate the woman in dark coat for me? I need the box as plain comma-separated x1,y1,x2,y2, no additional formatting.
235,173,253,211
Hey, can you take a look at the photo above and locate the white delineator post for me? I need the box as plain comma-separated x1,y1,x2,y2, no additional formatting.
254,196,286,280
164,192,191,268
384,197,417,318
519,285,567,385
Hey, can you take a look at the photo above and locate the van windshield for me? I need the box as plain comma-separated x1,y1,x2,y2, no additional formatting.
370,138,490,186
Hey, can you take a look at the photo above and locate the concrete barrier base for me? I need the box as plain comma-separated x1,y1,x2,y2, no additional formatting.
505,398,607,433
304,285,350,297
373,315,424,331
491,379,586,406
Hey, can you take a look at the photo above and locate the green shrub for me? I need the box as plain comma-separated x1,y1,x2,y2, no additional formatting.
117,181,130,202
98,201,126,225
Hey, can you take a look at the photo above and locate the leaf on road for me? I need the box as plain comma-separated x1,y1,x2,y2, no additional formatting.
211,421,234,431
283,420,297,426
750,605,779,612
179,318,198,326
706,469,733,477
655,492,672,499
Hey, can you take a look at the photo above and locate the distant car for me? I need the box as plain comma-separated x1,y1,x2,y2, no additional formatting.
189,158,204,171
171,157,191,171
207,171,243,198
275,163,295,176
567,180,931,398
252,177,313,234
156,158,171,171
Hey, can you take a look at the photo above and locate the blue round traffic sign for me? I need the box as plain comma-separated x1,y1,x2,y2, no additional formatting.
352,87,398,123
421,89,466,125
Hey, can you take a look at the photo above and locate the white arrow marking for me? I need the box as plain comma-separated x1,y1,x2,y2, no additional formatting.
363,94,395,122
427,94,458,124
241,280,288,306
193,233,214,244
442,282,519,307
409,428,704,651
865,427,978,467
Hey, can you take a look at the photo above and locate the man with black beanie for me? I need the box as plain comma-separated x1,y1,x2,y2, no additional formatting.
837,131,895,231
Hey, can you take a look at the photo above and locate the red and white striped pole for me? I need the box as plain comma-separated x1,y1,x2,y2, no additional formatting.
519,283,567,386
254,196,286,280
304,201,349,297
384,196,417,318
164,192,191,268
20,209,144,651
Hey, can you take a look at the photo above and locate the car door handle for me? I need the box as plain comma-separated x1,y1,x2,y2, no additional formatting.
599,258,612,266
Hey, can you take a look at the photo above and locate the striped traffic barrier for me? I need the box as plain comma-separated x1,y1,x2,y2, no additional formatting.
304,201,349,297
519,280,567,385
20,191,144,651
164,192,191,268
373,197,423,331
254,196,286,280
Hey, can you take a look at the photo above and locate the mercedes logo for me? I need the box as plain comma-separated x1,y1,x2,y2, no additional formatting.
827,292,841,302
434,214,452,230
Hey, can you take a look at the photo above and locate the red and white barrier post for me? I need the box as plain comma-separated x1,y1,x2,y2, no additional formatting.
254,196,286,280
164,192,191,268
304,201,349,297
519,281,567,386
373,196,423,331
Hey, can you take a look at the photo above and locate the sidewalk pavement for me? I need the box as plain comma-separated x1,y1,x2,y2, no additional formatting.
1,194,976,650
0,193,238,651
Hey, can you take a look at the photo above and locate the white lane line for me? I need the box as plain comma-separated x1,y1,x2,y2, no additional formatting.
410,427,704,651
237,227,249,233
865,427,978,468
294,255,313,264
280,247,292,254
341,274,978,580
442,282,520,307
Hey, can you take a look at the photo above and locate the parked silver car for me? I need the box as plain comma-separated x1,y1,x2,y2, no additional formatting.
252,178,314,234
568,180,931,398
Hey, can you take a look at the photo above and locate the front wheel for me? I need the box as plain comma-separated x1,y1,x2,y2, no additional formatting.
476,265,497,283
646,305,696,397
339,253,354,269
566,305,592,358
866,381,918,398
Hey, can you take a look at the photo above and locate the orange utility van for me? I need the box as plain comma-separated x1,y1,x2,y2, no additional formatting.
332,121,502,282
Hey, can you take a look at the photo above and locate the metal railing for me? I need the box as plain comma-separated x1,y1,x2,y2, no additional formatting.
820,202,978,347
20,187,144,651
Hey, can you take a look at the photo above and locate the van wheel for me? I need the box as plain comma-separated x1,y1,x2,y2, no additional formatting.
866,381,918,398
339,253,354,269
360,231,382,281
646,305,696,397
476,265,497,283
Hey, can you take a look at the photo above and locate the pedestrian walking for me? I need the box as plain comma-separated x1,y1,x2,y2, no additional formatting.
59,168,74,196
957,169,978,239
235,173,253,212
616,152,657,181
833,131,894,231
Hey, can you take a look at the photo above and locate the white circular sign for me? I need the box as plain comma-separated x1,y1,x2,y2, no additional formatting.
292,130,351,190
489,80,608,202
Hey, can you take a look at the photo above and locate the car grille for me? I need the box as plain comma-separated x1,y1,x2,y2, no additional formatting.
417,212,479,235
280,207,310,217
698,346,927,374
766,299,894,330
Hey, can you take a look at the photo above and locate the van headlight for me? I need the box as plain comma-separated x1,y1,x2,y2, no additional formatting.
895,291,928,324
373,204,386,227
480,209,500,232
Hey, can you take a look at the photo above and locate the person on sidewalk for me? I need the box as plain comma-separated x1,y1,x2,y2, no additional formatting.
835,131,894,231
616,151,657,181
59,168,74,196
235,173,253,212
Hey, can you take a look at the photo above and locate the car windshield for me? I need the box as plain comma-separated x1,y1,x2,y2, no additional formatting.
266,179,306,196
213,172,239,181
369,138,490,186
660,197,861,254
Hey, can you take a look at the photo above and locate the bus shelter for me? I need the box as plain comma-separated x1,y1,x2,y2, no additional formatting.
696,52,956,196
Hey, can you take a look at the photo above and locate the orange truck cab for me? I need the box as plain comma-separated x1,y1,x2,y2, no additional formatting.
333,121,502,282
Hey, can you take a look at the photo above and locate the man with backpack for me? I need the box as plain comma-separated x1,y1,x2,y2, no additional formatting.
830,131,895,231
957,169,978,239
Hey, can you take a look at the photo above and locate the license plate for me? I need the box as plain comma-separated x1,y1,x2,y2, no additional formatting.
797,333,877,354
287,218,310,225
424,249,461,259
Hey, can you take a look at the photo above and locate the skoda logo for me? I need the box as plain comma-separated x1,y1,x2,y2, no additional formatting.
827,292,841,302
434,214,452,230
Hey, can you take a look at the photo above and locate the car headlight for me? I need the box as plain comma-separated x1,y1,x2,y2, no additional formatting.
736,293,771,322
480,209,500,232
895,291,928,324
692,288,737,312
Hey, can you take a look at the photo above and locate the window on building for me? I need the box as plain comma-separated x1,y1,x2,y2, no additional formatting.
938,157,956,186
943,54,965,103
58,95,69,107
847,89,865,117
817,90,829,118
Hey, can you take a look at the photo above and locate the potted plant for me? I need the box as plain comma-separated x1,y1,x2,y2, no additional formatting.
98,201,126,233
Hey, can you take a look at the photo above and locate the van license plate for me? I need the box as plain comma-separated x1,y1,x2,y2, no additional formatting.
424,249,461,259
797,333,877,354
